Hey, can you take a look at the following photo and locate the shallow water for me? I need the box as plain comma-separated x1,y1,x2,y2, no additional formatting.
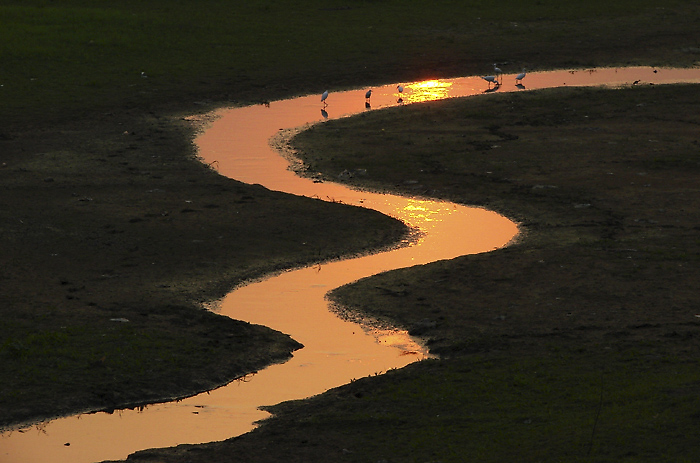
1,66,699,463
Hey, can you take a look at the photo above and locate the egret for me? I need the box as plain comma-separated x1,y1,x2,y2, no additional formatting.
515,69,527,84
365,89,372,101
493,63,503,82
321,90,329,106
481,75,498,88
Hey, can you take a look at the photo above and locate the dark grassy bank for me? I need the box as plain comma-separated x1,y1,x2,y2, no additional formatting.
0,110,408,426
1,0,699,459
282,84,700,460
2,0,699,127
125,83,700,461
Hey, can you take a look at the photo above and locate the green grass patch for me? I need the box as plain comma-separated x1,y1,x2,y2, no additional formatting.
2,0,698,124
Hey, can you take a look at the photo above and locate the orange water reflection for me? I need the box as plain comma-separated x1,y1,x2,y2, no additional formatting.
403,79,454,103
2,66,699,463
403,200,440,225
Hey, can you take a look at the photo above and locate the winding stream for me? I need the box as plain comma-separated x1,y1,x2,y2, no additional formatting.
2,67,699,463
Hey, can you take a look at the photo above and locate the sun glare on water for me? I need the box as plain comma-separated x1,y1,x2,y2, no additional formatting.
404,79,454,103
401,200,442,227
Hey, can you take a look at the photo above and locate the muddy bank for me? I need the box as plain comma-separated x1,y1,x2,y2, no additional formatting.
0,111,407,428
121,83,700,462
295,83,700,356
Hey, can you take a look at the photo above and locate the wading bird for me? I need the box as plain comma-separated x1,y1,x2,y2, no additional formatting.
515,69,527,84
397,85,404,103
481,75,498,88
493,63,503,82
365,89,372,101
321,90,329,106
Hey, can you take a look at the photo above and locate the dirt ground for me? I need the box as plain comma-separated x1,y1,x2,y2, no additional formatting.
0,109,407,427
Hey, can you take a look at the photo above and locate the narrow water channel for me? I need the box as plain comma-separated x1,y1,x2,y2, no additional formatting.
2,67,699,463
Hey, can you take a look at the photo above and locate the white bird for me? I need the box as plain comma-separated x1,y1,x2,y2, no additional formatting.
481,75,498,88
321,90,329,105
365,89,372,100
515,69,527,83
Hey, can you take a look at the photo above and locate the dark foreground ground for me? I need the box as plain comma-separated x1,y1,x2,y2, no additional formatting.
1,1,700,462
